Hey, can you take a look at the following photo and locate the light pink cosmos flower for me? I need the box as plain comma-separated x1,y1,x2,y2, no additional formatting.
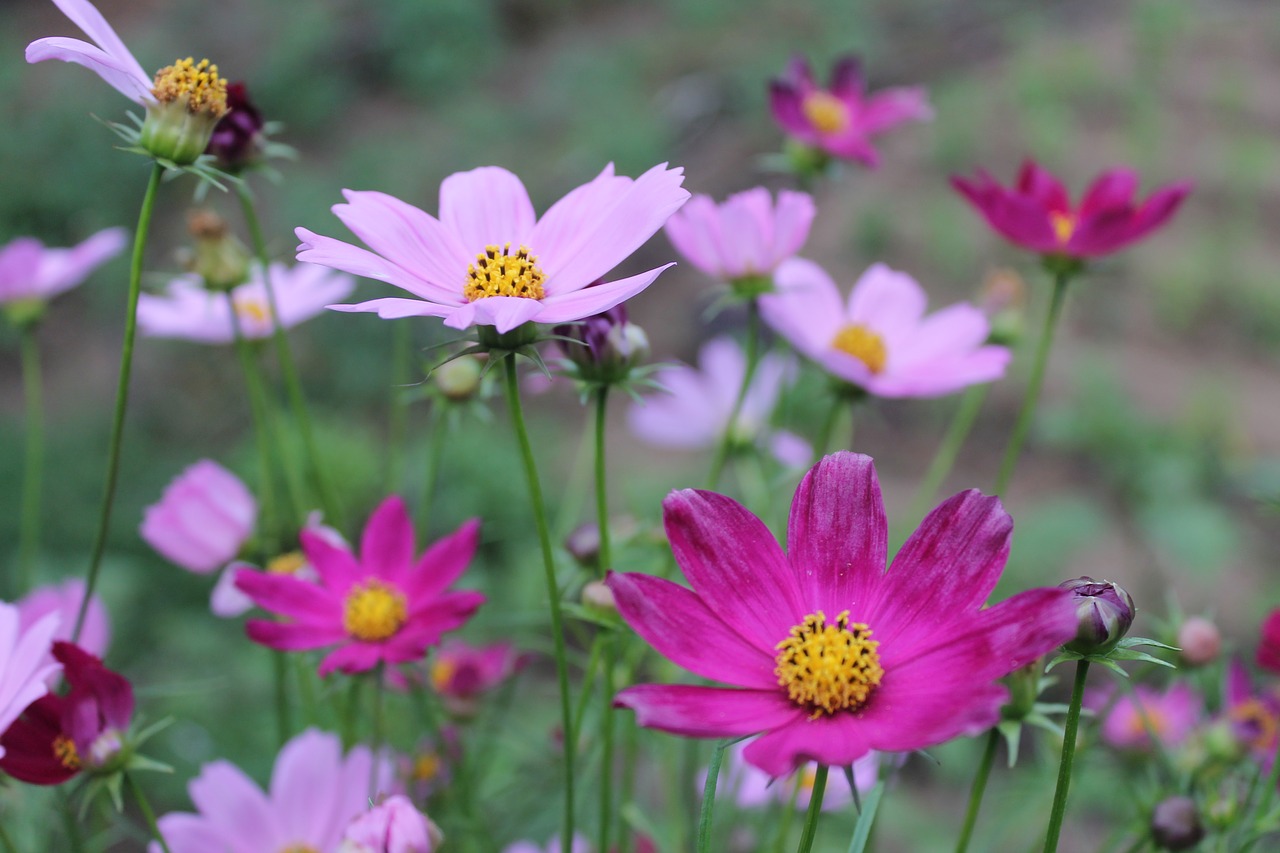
704,737,878,810
138,262,355,344
0,603,61,760
1092,683,1201,752
628,337,811,466
297,164,690,334
769,56,932,168
140,460,256,574
0,229,126,305
152,728,397,853
17,579,110,667
760,260,1010,398
502,836,591,853
663,188,814,283
610,452,1077,776
25,0,154,105
340,795,441,853
237,496,484,676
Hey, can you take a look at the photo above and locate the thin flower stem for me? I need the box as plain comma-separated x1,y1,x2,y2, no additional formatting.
995,270,1072,495
228,295,282,542
697,738,733,853
501,353,575,853
1252,730,1280,828
59,788,86,853
706,300,761,489
371,665,386,799
796,764,828,853
593,385,616,853
1042,660,1090,853
954,728,1000,853
387,321,412,494
17,323,44,594
419,404,449,528
74,161,164,641
594,386,613,576
619,718,639,853
271,650,291,748
341,677,364,749
911,385,989,521
127,773,172,853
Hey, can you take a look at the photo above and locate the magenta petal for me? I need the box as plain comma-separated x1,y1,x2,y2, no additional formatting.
741,715,870,777
405,518,480,602
359,496,415,582
853,680,1009,753
768,81,811,139
1078,169,1139,218
533,264,674,325
405,590,486,630
245,619,346,652
318,642,386,676
299,528,364,592
615,684,802,738
234,569,341,624
828,56,864,99
438,166,537,251
857,86,934,135
1017,160,1070,212
609,572,777,689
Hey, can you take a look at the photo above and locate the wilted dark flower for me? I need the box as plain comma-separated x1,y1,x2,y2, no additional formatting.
1150,795,1204,851
206,81,265,171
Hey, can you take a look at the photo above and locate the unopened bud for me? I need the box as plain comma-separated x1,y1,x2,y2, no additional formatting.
1178,617,1221,667
1150,795,1204,851
582,580,616,613
206,81,266,172
565,523,600,570
1060,577,1135,655
433,356,483,402
1003,659,1042,720
187,209,251,291
554,298,649,384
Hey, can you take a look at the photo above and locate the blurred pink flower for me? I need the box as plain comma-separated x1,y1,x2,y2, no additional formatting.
703,737,878,810
237,496,484,676
16,579,110,666
138,262,355,344
951,160,1191,259
769,55,932,167
627,337,809,465
297,164,689,333
210,512,345,619
760,260,1010,398
1224,658,1280,763
340,795,441,853
610,452,1077,776
0,603,61,761
664,188,814,283
140,460,256,574
429,642,528,716
503,836,591,853
154,728,397,852
1092,683,1201,751
0,229,125,305
1257,609,1280,674
25,0,154,105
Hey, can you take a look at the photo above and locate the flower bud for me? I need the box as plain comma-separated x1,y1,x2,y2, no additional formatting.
1060,577,1135,655
206,82,266,172
187,210,252,291
1178,616,1221,667
978,267,1026,347
565,523,601,570
582,580,616,614
140,58,230,165
554,300,649,384
1150,795,1204,851
339,794,441,853
1002,659,1043,720
433,355,484,402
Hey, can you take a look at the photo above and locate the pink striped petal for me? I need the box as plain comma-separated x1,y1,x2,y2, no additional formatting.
439,167,536,251
614,684,802,738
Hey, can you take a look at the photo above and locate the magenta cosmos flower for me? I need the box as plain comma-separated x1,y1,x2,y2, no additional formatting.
1257,608,1280,674
769,56,932,168
761,259,1010,398
610,452,1077,776
296,163,690,334
0,229,125,307
236,496,484,676
17,579,110,665
153,728,397,853
1093,683,1201,752
0,603,62,760
951,160,1191,260
141,460,256,574
663,188,814,284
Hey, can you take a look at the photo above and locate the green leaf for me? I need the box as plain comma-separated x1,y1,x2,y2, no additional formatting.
997,719,1023,767
845,781,885,853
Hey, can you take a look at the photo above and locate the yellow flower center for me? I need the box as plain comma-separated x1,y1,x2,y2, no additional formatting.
464,243,546,302
152,58,229,117
234,296,272,325
430,658,457,692
1125,706,1169,741
342,579,407,642
52,734,81,770
802,91,850,135
774,610,883,718
1050,211,1075,244
279,846,320,853
412,752,442,782
267,551,307,575
831,324,887,374
1231,699,1278,752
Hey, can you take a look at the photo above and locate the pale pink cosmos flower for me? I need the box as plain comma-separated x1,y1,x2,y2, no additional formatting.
25,0,154,105
760,260,1011,398
138,262,355,344
1091,683,1201,752
703,737,878,811
140,460,256,574
664,188,814,283
152,728,398,853
503,836,591,853
16,579,110,667
0,603,61,759
339,795,441,853
0,229,126,305
297,164,690,333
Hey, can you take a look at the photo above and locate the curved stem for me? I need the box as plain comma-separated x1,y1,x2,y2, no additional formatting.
697,738,733,853
911,385,989,521
706,300,761,489
795,764,828,853
18,323,44,594
75,161,163,641
954,728,1000,853
1042,660,1090,853
501,353,575,853
593,385,615,853
995,271,1071,495
127,772,172,853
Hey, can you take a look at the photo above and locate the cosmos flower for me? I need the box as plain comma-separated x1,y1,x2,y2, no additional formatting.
1092,683,1201,751
339,795,441,853
209,513,345,620
502,836,591,853
1257,609,1280,674
153,728,397,852
1224,658,1280,764
297,163,689,334
663,188,814,285
16,579,110,666
704,737,878,810
0,603,62,760
0,229,126,308
237,496,484,676
610,452,1077,776
206,81,265,171
137,262,355,344
428,642,528,717
760,260,1010,398
140,460,256,574
769,55,932,167
951,160,1191,260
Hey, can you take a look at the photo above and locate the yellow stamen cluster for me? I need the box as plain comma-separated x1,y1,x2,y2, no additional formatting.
1230,699,1278,751
775,610,883,718
233,296,272,325
412,752,442,782
267,551,307,575
1050,211,1076,244
342,579,408,642
802,91,851,135
52,734,81,770
1125,707,1169,740
279,846,321,853
831,324,888,374
463,244,546,302
152,57,229,117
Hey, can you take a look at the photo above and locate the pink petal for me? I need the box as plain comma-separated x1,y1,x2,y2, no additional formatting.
404,590,486,633
770,191,816,265
34,227,126,296
845,263,928,347
865,345,1009,399
295,228,446,303
245,619,346,652
46,0,148,84
187,761,277,843
318,641,387,676
769,81,813,141
332,191,470,300
359,496,416,582
857,86,934,135
404,518,481,602
532,264,674,325
889,303,991,371
154,813,233,852
828,56,864,99
270,729,344,843
234,568,341,624
741,715,870,778
531,164,633,278
664,194,728,278
761,258,846,360
852,680,1009,753
439,167,536,252
1078,169,1140,218
1016,160,1071,213
327,297,455,321
299,527,364,592
457,295,546,333
615,684,802,738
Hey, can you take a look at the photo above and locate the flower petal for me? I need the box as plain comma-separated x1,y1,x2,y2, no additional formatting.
244,619,346,652
234,568,341,624
761,257,846,361
295,228,448,303
532,264,674,325
327,297,456,321
741,714,870,778
439,167,536,252
270,728,345,844
459,294,546,333
188,761,277,844
615,684,802,738
300,527,364,592
318,642,386,676
26,35,151,104
359,496,415,582
404,518,481,602
333,191,470,300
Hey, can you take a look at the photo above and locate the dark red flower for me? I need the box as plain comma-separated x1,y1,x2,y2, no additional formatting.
206,81,266,171
1257,609,1280,674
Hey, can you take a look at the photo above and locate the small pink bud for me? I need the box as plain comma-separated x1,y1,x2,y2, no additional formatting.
1177,617,1221,666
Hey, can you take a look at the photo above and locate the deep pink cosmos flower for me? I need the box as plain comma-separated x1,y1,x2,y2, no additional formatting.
951,160,1191,260
16,579,110,667
141,460,257,574
297,164,690,334
0,603,62,760
1092,683,1201,752
769,56,932,168
1224,658,1280,764
153,728,398,853
0,229,126,307
428,642,528,717
609,452,1077,776
237,496,484,676
760,260,1010,398
138,262,355,344
1257,609,1280,674
663,188,815,284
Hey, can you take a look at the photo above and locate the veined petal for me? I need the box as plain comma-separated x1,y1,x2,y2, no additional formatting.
47,0,148,84
359,496,416,582
615,684,802,738
532,264,674,325
439,167,537,251
327,297,456,320
26,37,153,104
333,191,469,300
270,728,344,843
295,228,452,303
404,518,480,602
741,715,871,778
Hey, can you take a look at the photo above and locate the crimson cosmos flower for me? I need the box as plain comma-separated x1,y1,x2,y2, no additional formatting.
609,452,1077,776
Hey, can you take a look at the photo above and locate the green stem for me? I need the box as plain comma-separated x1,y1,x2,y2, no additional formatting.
59,788,86,853
127,773,172,853
697,738,733,853
706,300,761,489
1253,726,1280,826
387,321,412,494
995,270,1071,495
228,295,282,543
272,650,291,748
17,323,44,594
340,677,364,749
419,405,449,528
501,353,575,853
593,385,616,853
74,161,163,642
911,385,989,520
954,728,1000,853
371,665,386,798
1042,660,1090,853
594,386,613,576
795,764,828,853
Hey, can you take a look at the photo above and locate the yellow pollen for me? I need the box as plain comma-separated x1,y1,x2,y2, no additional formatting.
234,297,272,325
802,91,850,135
464,243,546,302
430,658,458,692
279,846,320,853
53,734,81,770
1050,211,1075,244
267,551,307,575
152,57,229,117
342,579,407,642
1125,707,1169,740
774,610,883,718
412,752,442,782
1231,699,1278,751
831,324,888,374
